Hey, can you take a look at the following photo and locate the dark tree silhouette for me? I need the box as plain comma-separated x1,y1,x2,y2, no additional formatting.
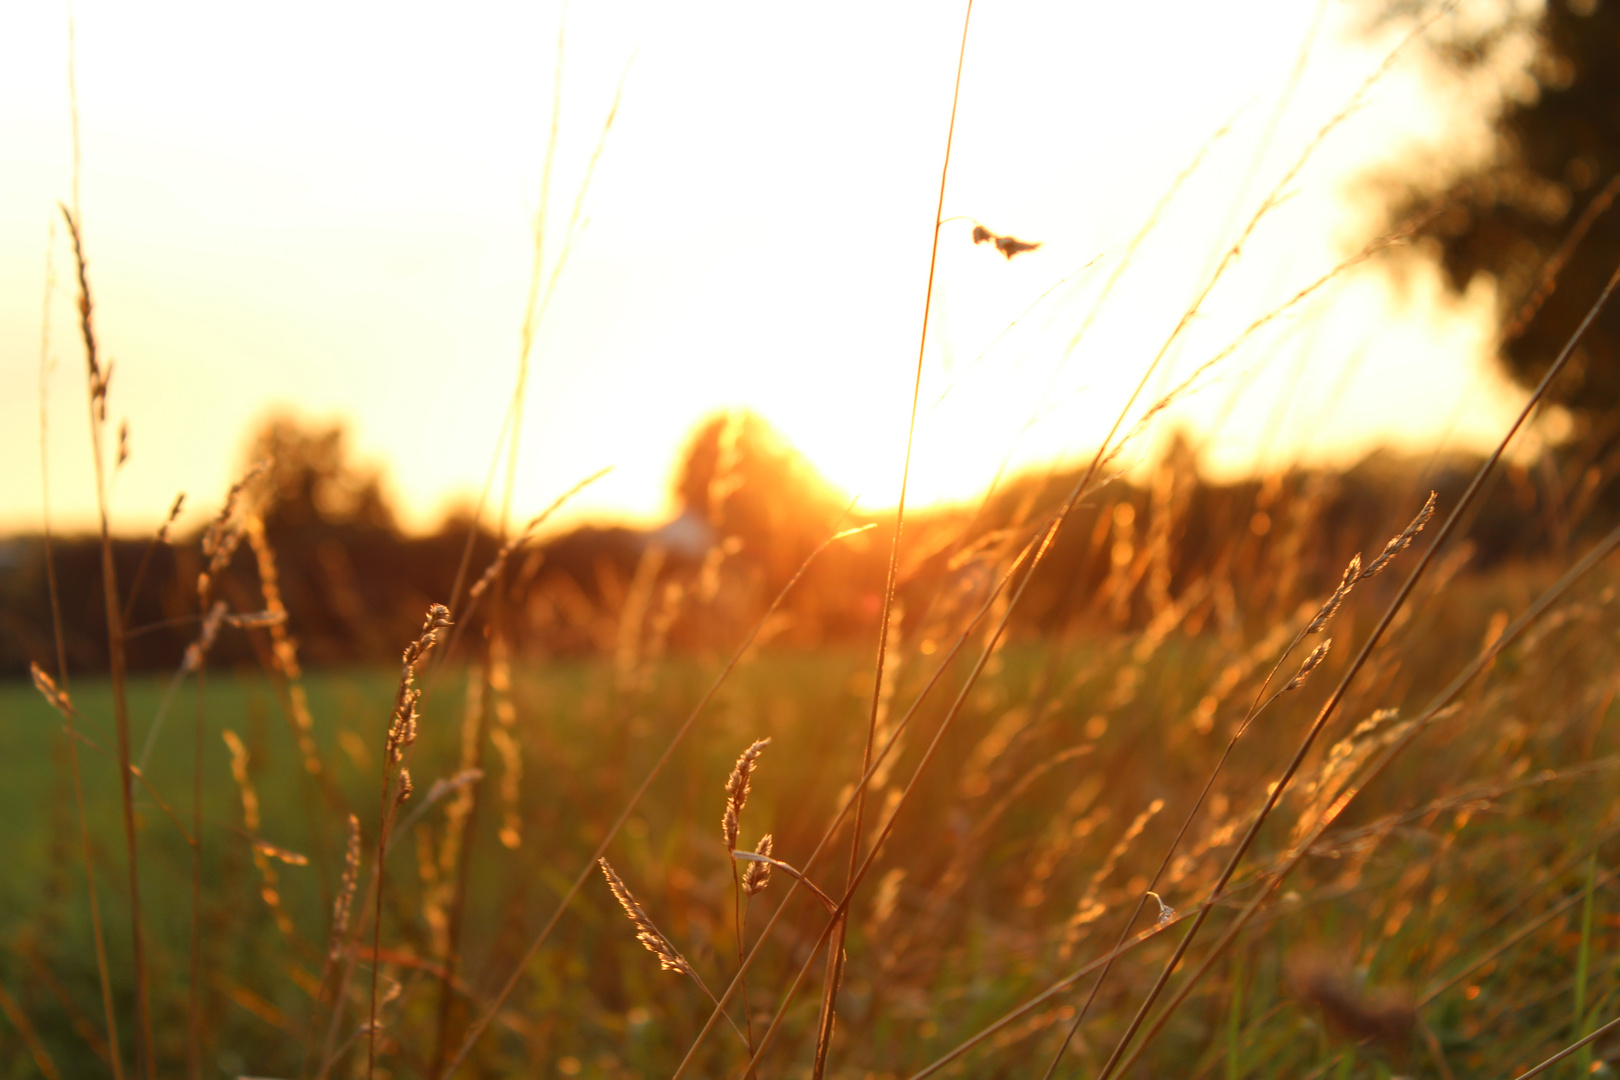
1383,0,1620,449
250,416,397,534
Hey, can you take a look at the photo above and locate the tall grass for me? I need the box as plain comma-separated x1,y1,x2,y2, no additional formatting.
13,3,1620,1079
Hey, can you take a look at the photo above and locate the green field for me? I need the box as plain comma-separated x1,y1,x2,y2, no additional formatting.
6,563,1620,1079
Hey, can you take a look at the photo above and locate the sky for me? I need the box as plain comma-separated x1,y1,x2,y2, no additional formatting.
0,0,1544,537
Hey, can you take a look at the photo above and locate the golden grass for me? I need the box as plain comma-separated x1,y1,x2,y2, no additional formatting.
17,6,1620,1080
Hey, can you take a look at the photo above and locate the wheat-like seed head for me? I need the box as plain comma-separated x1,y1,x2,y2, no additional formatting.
154,492,185,544
198,459,270,598
222,609,287,629
598,858,695,977
29,663,73,718
742,834,773,896
1307,555,1361,635
221,729,260,832
1358,491,1438,582
386,604,453,762
330,813,362,961
181,600,229,674
1285,639,1332,691
722,737,770,852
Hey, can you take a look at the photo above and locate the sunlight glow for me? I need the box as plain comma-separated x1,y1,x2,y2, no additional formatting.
0,0,1530,535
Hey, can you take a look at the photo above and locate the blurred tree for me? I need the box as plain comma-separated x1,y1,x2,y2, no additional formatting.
1382,0,1620,449
673,411,845,569
249,415,398,534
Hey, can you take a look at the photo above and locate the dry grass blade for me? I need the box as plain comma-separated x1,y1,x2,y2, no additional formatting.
120,491,185,625
818,5,976,1075
1510,1014,1620,1080
1305,555,1360,634
674,517,1062,1079
30,662,72,717
716,539,1058,1080
439,518,869,1078
26,663,121,1077
732,850,837,912
723,738,771,1075
1104,509,1620,1079
61,202,154,1080
0,984,63,1080
466,466,613,604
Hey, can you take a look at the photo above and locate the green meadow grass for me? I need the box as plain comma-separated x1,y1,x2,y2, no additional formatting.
6,564,1619,1079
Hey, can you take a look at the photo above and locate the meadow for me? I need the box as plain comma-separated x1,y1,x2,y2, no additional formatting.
6,529,1620,1078
9,2,1620,1078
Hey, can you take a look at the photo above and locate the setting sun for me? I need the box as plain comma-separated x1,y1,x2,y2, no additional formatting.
3,0,1526,536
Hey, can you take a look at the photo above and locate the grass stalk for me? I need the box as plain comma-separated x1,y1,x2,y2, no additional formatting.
911,513,1620,1080
1040,551,1362,1078
1105,511,1620,1078
0,984,63,1080
1226,949,1244,1080
189,651,206,1080
426,647,493,1076
63,204,155,1080
731,860,757,1073
813,3,974,1075
671,15,1431,1058
368,605,451,1079
38,215,123,1080
1092,254,1620,1080
1574,852,1597,1079
437,521,872,1078
668,527,1030,1074
1512,1014,1620,1080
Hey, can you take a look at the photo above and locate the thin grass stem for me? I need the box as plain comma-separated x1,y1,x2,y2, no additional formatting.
814,4,975,1075
63,204,155,1080
437,521,872,1077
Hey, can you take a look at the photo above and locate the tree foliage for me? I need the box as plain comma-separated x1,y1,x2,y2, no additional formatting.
1387,0,1620,444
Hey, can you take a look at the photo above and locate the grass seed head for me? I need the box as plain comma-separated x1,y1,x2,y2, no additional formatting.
182,600,229,673
723,737,770,852
598,858,695,978
387,604,453,761
1357,491,1438,582
330,814,362,961
743,834,774,896
1285,639,1332,691
1307,554,1361,634
29,663,73,718
199,459,271,597
155,492,185,544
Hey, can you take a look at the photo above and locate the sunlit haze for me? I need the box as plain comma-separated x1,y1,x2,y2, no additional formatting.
0,0,1536,537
